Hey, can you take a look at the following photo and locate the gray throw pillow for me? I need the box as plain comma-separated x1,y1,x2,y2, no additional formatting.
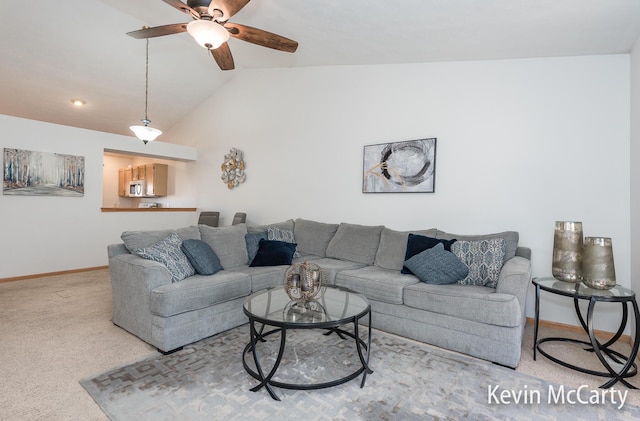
181,239,223,276
245,231,268,263
132,232,195,283
436,230,518,262
403,243,469,285
452,238,506,287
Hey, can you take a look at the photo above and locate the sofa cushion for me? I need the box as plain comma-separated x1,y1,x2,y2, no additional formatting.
452,238,506,287
180,239,223,276
335,266,420,305
404,243,469,285
131,232,195,283
267,227,301,258
326,223,384,265
374,228,437,271
245,231,268,263
403,283,522,327
150,271,252,317
226,265,288,292
199,224,249,269
436,230,518,262
295,257,366,286
294,218,339,257
250,239,297,267
401,234,457,274
122,226,201,252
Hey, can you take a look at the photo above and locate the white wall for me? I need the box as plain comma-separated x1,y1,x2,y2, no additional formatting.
0,115,199,278
631,38,640,341
168,55,631,331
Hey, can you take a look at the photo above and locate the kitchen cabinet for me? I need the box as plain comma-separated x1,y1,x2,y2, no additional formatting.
144,164,168,197
117,163,167,197
118,167,132,197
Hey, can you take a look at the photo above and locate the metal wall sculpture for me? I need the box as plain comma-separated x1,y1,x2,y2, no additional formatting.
221,148,246,189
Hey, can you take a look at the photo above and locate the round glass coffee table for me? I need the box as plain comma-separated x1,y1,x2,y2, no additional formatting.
242,286,373,400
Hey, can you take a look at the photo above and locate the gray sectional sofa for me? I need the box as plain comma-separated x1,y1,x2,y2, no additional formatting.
107,218,531,367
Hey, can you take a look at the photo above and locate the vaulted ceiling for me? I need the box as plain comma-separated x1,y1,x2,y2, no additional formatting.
1,0,639,140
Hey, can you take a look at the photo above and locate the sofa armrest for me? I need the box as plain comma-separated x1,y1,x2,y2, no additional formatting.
108,253,172,347
496,256,532,316
107,243,130,259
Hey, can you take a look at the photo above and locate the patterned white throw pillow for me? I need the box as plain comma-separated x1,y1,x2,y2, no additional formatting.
132,232,195,283
452,238,506,288
267,227,301,258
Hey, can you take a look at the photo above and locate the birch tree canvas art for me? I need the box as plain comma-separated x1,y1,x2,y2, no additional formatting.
3,148,85,196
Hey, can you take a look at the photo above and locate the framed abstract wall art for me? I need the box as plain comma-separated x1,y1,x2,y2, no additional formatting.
363,138,436,193
3,148,85,196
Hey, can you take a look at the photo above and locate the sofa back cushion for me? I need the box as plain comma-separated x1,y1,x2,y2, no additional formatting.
436,230,519,262
199,223,248,269
294,218,339,257
121,226,201,252
374,227,437,271
326,223,384,265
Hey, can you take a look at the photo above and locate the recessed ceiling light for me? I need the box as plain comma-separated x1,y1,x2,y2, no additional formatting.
71,99,86,107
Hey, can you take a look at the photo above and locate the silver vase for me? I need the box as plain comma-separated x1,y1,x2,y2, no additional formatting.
552,221,583,282
582,237,616,290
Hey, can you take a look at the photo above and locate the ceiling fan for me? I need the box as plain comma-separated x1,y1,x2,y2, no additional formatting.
127,0,298,71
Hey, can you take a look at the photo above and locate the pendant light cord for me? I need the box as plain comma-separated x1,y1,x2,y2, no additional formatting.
144,38,149,121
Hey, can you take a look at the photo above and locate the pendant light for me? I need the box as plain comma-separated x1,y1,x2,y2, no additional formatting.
130,35,162,144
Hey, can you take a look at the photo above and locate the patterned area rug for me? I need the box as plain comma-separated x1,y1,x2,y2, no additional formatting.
81,326,640,420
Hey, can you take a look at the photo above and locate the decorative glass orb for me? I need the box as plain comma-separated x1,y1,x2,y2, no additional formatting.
284,261,326,302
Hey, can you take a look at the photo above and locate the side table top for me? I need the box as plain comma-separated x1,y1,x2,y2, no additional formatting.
533,277,635,300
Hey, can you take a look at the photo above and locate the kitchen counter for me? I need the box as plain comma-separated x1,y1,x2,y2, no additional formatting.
101,207,197,212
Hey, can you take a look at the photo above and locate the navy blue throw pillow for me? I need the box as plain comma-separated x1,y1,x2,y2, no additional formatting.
250,239,297,267
401,233,457,274
181,239,223,275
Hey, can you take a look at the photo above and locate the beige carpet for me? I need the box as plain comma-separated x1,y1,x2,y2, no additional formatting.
1,269,638,420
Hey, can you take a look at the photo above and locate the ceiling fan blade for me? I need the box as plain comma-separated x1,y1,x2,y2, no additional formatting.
211,42,235,70
209,0,250,21
162,0,200,19
224,23,298,53
127,23,187,39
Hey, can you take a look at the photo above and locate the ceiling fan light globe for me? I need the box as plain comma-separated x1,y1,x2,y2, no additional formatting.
130,124,163,143
187,20,229,49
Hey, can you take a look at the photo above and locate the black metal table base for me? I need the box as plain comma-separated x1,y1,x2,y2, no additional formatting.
533,280,640,389
243,313,373,401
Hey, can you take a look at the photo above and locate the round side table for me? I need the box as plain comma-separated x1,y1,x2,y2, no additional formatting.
532,277,639,389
